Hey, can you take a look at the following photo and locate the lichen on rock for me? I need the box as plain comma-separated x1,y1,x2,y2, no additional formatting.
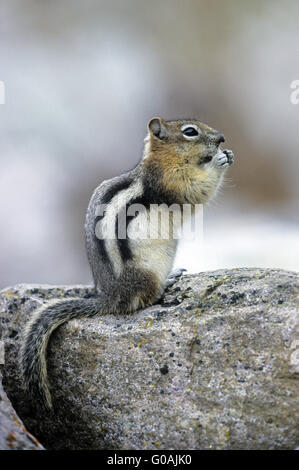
0,268,298,449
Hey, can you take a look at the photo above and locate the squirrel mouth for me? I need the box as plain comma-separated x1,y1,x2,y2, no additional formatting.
198,147,220,165
201,155,213,164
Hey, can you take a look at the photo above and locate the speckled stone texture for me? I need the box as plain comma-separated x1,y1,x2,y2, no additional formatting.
0,370,44,450
0,268,298,450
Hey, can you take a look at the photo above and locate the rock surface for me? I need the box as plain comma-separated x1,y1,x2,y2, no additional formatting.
0,366,44,449
0,268,298,450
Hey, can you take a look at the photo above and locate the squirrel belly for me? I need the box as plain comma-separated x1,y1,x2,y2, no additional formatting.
20,117,234,410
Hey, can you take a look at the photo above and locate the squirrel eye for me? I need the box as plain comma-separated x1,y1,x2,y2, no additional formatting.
182,127,199,137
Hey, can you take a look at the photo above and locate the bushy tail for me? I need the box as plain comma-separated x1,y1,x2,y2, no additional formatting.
20,295,109,410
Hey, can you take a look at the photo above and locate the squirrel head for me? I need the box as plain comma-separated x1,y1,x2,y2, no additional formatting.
143,117,225,166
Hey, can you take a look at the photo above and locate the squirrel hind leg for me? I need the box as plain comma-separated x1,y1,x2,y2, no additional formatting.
114,266,163,312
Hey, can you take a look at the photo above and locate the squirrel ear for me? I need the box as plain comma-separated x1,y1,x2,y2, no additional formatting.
148,117,166,140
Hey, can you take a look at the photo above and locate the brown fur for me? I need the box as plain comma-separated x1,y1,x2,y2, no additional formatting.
143,117,225,204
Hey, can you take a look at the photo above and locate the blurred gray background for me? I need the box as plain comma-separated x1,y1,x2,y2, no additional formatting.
0,0,298,289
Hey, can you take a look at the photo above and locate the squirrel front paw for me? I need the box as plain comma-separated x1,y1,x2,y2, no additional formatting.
212,149,234,169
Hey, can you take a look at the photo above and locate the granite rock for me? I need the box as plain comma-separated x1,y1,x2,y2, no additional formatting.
0,268,298,449
0,367,44,450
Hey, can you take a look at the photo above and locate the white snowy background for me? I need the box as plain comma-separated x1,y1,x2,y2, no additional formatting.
0,0,298,288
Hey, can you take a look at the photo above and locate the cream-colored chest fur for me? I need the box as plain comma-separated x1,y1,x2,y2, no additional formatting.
128,206,178,285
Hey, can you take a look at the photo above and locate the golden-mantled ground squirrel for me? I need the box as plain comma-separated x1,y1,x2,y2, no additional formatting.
20,117,234,410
